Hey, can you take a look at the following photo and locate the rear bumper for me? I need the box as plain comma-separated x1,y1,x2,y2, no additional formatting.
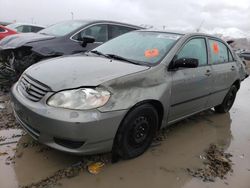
11,83,127,155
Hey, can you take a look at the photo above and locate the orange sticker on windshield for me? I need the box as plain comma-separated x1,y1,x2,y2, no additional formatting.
213,42,219,54
144,48,159,58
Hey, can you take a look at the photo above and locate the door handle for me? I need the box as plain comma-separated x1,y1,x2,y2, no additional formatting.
205,70,211,76
231,66,235,71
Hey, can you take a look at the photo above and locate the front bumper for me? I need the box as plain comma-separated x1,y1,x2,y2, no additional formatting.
11,83,128,155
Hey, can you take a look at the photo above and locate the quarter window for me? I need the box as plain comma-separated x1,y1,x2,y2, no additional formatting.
177,38,208,66
73,24,108,43
208,39,229,64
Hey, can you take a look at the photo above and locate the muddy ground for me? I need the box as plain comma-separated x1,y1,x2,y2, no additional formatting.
0,77,250,188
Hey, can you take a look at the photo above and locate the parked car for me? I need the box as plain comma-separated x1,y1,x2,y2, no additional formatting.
0,25,17,40
0,20,143,90
6,23,45,33
11,30,244,159
0,21,12,26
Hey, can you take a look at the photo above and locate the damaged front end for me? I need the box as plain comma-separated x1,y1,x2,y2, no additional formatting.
0,47,43,91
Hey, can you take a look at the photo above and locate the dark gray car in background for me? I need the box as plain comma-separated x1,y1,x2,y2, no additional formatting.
11,30,244,159
0,20,142,90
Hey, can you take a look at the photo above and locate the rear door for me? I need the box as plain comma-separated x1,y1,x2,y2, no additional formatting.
206,39,238,108
168,37,213,122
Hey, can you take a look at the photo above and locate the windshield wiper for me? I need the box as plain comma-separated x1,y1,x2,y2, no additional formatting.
106,54,142,66
90,50,110,58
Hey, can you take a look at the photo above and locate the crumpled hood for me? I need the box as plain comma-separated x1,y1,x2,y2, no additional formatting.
0,33,55,50
25,55,149,91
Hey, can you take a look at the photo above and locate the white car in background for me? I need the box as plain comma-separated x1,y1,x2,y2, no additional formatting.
6,23,45,33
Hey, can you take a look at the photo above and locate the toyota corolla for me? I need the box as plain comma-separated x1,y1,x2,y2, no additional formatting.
11,30,243,159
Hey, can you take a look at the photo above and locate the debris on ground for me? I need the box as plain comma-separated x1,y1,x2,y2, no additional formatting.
87,162,105,175
187,144,233,182
11,134,23,138
0,136,7,142
21,154,111,188
0,152,8,156
19,140,40,148
21,161,85,188
0,93,21,130
36,146,51,153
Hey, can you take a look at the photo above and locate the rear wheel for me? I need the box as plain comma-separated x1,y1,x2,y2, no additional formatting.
214,85,238,113
114,104,158,159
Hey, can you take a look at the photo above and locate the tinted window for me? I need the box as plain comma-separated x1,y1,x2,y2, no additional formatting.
209,39,228,64
95,31,181,65
109,25,135,39
16,25,24,32
0,28,6,32
177,38,207,66
73,25,108,42
31,26,43,33
22,25,32,33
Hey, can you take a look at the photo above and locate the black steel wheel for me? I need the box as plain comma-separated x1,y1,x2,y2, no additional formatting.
114,104,159,159
214,85,238,113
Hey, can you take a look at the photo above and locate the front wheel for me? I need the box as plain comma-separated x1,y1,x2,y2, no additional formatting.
113,104,159,159
214,85,238,113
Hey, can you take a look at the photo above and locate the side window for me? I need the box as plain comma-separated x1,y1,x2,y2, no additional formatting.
109,25,135,39
0,28,6,32
73,25,108,42
31,26,43,33
208,39,228,64
22,25,32,33
177,38,207,66
16,25,24,32
228,49,234,62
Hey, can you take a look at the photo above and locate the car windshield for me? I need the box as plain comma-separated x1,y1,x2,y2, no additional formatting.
94,31,182,65
38,20,87,37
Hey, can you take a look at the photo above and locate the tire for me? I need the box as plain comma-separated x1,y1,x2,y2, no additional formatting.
214,85,238,113
114,104,159,159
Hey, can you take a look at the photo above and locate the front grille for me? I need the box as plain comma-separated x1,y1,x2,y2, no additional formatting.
18,74,51,102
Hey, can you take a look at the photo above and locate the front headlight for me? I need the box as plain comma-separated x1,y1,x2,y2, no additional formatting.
47,88,110,110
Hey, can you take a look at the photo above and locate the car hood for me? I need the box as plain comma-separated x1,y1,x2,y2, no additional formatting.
0,33,55,50
25,55,149,91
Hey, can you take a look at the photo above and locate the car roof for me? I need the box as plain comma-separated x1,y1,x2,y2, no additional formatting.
67,19,144,29
138,29,223,40
7,23,45,28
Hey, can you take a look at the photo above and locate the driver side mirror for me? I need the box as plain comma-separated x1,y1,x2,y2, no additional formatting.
78,35,95,47
170,57,199,70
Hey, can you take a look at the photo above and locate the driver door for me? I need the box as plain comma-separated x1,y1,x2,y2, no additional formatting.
69,24,108,54
168,37,213,122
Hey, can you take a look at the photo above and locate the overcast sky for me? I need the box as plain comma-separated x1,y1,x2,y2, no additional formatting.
0,0,249,37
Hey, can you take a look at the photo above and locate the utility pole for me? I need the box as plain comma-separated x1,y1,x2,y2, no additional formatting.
70,12,74,20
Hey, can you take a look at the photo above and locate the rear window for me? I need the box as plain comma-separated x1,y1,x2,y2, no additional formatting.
0,27,6,32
